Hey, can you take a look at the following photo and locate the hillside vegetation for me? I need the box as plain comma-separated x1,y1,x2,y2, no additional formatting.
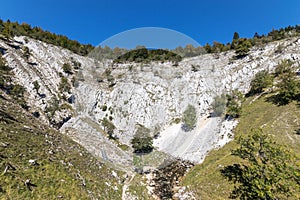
0,20,94,56
114,48,182,64
1,19,300,199
0,92,124,199
182,93,300,199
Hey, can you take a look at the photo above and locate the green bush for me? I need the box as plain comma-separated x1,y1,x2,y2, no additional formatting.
182,105,197,131
33,80,40,93
211,94,226,117
274,59,293,77
58,76,71,93
114,48,182,63
10,84,25,97
22,46,30,60
101,105,108,111
226,91,244,118
62,63,73,74
45,97,60,117
101,117,115,139
131,125,153,154
277,72,299,104
249,70,273,95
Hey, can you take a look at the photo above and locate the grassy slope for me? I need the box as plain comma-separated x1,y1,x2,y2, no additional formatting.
182,94,300,199
0,94,124,199
128,173,154,200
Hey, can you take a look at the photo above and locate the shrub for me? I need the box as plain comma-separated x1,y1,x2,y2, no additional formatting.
101,105,108,111
58,76,71,93
22,46,30,60
274,59,293,77
249,70,273,95
131,125,153,154
33,80,40,93
101,117,115,139
45,97,60,118
182,105,197,131
62,63,73,75
277,72,299,104
226,91,244,118
211,94,226,117
10,84,25,97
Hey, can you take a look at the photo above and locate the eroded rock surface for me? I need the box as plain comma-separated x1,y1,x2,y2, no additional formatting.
2,35,300,167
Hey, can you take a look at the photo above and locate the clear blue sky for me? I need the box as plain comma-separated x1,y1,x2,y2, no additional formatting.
1,0,299,48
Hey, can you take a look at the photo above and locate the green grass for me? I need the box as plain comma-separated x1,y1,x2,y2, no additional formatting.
0,94,123,199
182,93,300,199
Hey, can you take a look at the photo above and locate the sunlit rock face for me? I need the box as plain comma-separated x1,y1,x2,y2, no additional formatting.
2,35,300,164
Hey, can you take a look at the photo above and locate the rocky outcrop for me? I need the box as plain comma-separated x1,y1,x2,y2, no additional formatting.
147,159,194,200
91,37,300,163
0,36,96,126
1,35,300,168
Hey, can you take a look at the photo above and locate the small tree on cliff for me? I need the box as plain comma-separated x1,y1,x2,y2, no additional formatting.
182,105,197,131
131,125,153,154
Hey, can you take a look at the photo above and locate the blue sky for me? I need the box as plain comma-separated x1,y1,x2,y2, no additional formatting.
1,0,299,48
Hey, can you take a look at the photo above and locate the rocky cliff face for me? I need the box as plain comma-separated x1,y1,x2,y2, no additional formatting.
1,35,300,167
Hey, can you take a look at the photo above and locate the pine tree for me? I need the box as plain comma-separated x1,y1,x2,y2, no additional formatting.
233,32,240,40
277,72,299,104
2,23,11,40
235,39,252,58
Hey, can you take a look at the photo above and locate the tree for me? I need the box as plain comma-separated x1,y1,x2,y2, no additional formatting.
62,63,73,75
221,130,300,200
226,99,241,118
2,22,11,40
184,44,196,57
231,32,240,49
233,32,240,40
101,117,115,139
277,72,299,104
249,70,273,95
204,43,212,53
131,125,153,153
274,59,293,77
22,46,31,60
212,41,225,53
253,32,260,38
211,94,226,117
10,84,25,98
33,80,40,93
58,76,71,93
182,105,197,131
226,91,244,118
235,38,252,58
272,59,299,104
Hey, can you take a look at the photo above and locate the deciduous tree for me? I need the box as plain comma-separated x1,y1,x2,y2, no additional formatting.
221,130,300,199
